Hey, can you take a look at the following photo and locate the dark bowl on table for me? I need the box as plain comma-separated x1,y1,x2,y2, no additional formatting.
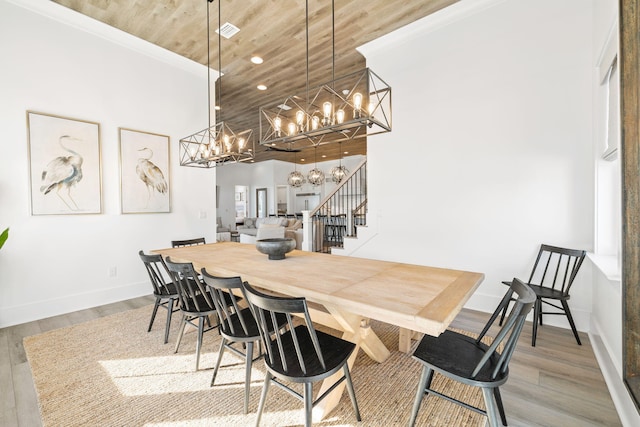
255,238,296,260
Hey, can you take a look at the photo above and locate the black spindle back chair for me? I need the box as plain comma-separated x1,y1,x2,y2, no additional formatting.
242,281,361,427
171,237,206,248
201,270,283,414
408,278,535,427
493,244,586,346
138,250,179,344
165,257,217,370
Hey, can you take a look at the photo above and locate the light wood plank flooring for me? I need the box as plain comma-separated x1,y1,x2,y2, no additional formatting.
0,296,622,426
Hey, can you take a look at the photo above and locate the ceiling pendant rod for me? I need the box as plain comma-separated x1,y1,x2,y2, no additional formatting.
217,0,222,120
331,0,335,85
305,0,309,113
206,0,211,131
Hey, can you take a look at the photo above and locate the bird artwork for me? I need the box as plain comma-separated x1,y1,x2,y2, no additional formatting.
40,135,84,211
136,147,168,207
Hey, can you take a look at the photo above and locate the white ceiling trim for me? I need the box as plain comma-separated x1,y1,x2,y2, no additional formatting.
5,0,213,78
357,0,508,58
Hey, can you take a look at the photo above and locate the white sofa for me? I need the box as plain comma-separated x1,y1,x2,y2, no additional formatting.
238,217,303,249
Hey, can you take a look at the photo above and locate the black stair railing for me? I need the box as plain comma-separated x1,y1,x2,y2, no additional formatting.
305,159,367,253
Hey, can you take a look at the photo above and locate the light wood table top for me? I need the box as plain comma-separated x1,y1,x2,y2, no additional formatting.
153,242,484,337
153,242,483,419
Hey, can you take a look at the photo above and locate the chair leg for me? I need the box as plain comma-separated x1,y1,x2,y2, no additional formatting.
482,387,500,427
195,316,205,371
303,382,313,427
174,314,187,353
531,298,541,347
211,338,227,387
255,371,272,427
343,364,361,421
482,289,513,336
408,366,434,427
561,300,582,345
493,387,507,426
163,298,174,344
244,342,254,415
148,297,161,332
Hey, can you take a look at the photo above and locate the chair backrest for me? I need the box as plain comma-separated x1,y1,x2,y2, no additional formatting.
165,257,214,313
171,237,206,248
201,269,251,336
242,281,327,374
474,278,535,380
527,244,586,296
138,250,174,296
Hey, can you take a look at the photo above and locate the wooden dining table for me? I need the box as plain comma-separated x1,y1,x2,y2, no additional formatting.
153,242,484,420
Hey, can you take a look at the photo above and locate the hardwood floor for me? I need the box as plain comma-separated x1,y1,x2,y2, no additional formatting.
0,296,622,426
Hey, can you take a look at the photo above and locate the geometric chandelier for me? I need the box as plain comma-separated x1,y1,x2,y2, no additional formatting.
259,68,391,151
259,0,391,152
179,0,254,168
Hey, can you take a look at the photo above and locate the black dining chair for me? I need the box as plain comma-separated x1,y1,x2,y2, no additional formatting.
201,270,287,414
408,278,535,427
490,244,586,346
242,281,361,427
171,237,206,248
138,250,179,344
165,257,219,370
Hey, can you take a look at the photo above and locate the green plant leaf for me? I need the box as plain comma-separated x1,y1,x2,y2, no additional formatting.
0,227,8,250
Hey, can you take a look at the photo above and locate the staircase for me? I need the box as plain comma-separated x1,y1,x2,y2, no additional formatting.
302,159,369,254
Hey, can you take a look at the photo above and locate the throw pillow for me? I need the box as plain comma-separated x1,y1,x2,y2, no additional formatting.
244,217,256,228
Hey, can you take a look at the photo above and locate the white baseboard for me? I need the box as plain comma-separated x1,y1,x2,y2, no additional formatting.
589,327,640,427
0,281,150,328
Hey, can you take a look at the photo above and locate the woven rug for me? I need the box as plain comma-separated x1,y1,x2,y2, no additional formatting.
24,305,488,426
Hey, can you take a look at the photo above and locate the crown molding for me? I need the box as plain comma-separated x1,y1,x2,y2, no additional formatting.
357,0,508,58
5,0,213,78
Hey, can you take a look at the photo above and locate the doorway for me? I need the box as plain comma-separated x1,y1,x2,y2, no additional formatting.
256,188,267,218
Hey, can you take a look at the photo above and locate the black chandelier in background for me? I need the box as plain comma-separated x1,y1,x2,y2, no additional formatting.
179,0,254,168
258,0,391,152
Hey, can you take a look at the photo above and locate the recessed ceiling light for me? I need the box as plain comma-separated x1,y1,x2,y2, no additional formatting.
257,84,267,91
344,151,349,154
251,56,263,64
300,158,305,162
321,155,327,158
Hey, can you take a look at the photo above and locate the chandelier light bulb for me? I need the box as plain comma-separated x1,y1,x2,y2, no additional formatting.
322,101,332,126
274,117,282,137
368,100,375,115
353,92,362,110
336,109,345,124
288,122,296,136
323,102,332,117
311,116,320,130
238,137,246,150
296,110,305,125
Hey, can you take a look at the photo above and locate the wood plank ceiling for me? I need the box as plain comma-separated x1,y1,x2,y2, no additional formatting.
52,0,458,163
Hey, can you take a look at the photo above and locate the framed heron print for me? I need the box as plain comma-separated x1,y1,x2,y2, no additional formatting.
27,111,102,215
119,128,170,214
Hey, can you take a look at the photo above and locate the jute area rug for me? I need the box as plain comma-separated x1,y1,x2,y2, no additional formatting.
24,305,487,426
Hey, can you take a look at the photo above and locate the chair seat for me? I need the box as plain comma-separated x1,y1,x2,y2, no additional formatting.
502,280,568,301
182,293,218,316
154,282,178,297
528,284,569,300
266,325,355,383
413,330,507,387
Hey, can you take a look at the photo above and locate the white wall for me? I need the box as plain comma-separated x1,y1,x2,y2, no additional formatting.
358,0,594,330
0,0,217,327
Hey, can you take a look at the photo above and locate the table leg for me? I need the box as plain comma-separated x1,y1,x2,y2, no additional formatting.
312,306,390,421
398,328,424,353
